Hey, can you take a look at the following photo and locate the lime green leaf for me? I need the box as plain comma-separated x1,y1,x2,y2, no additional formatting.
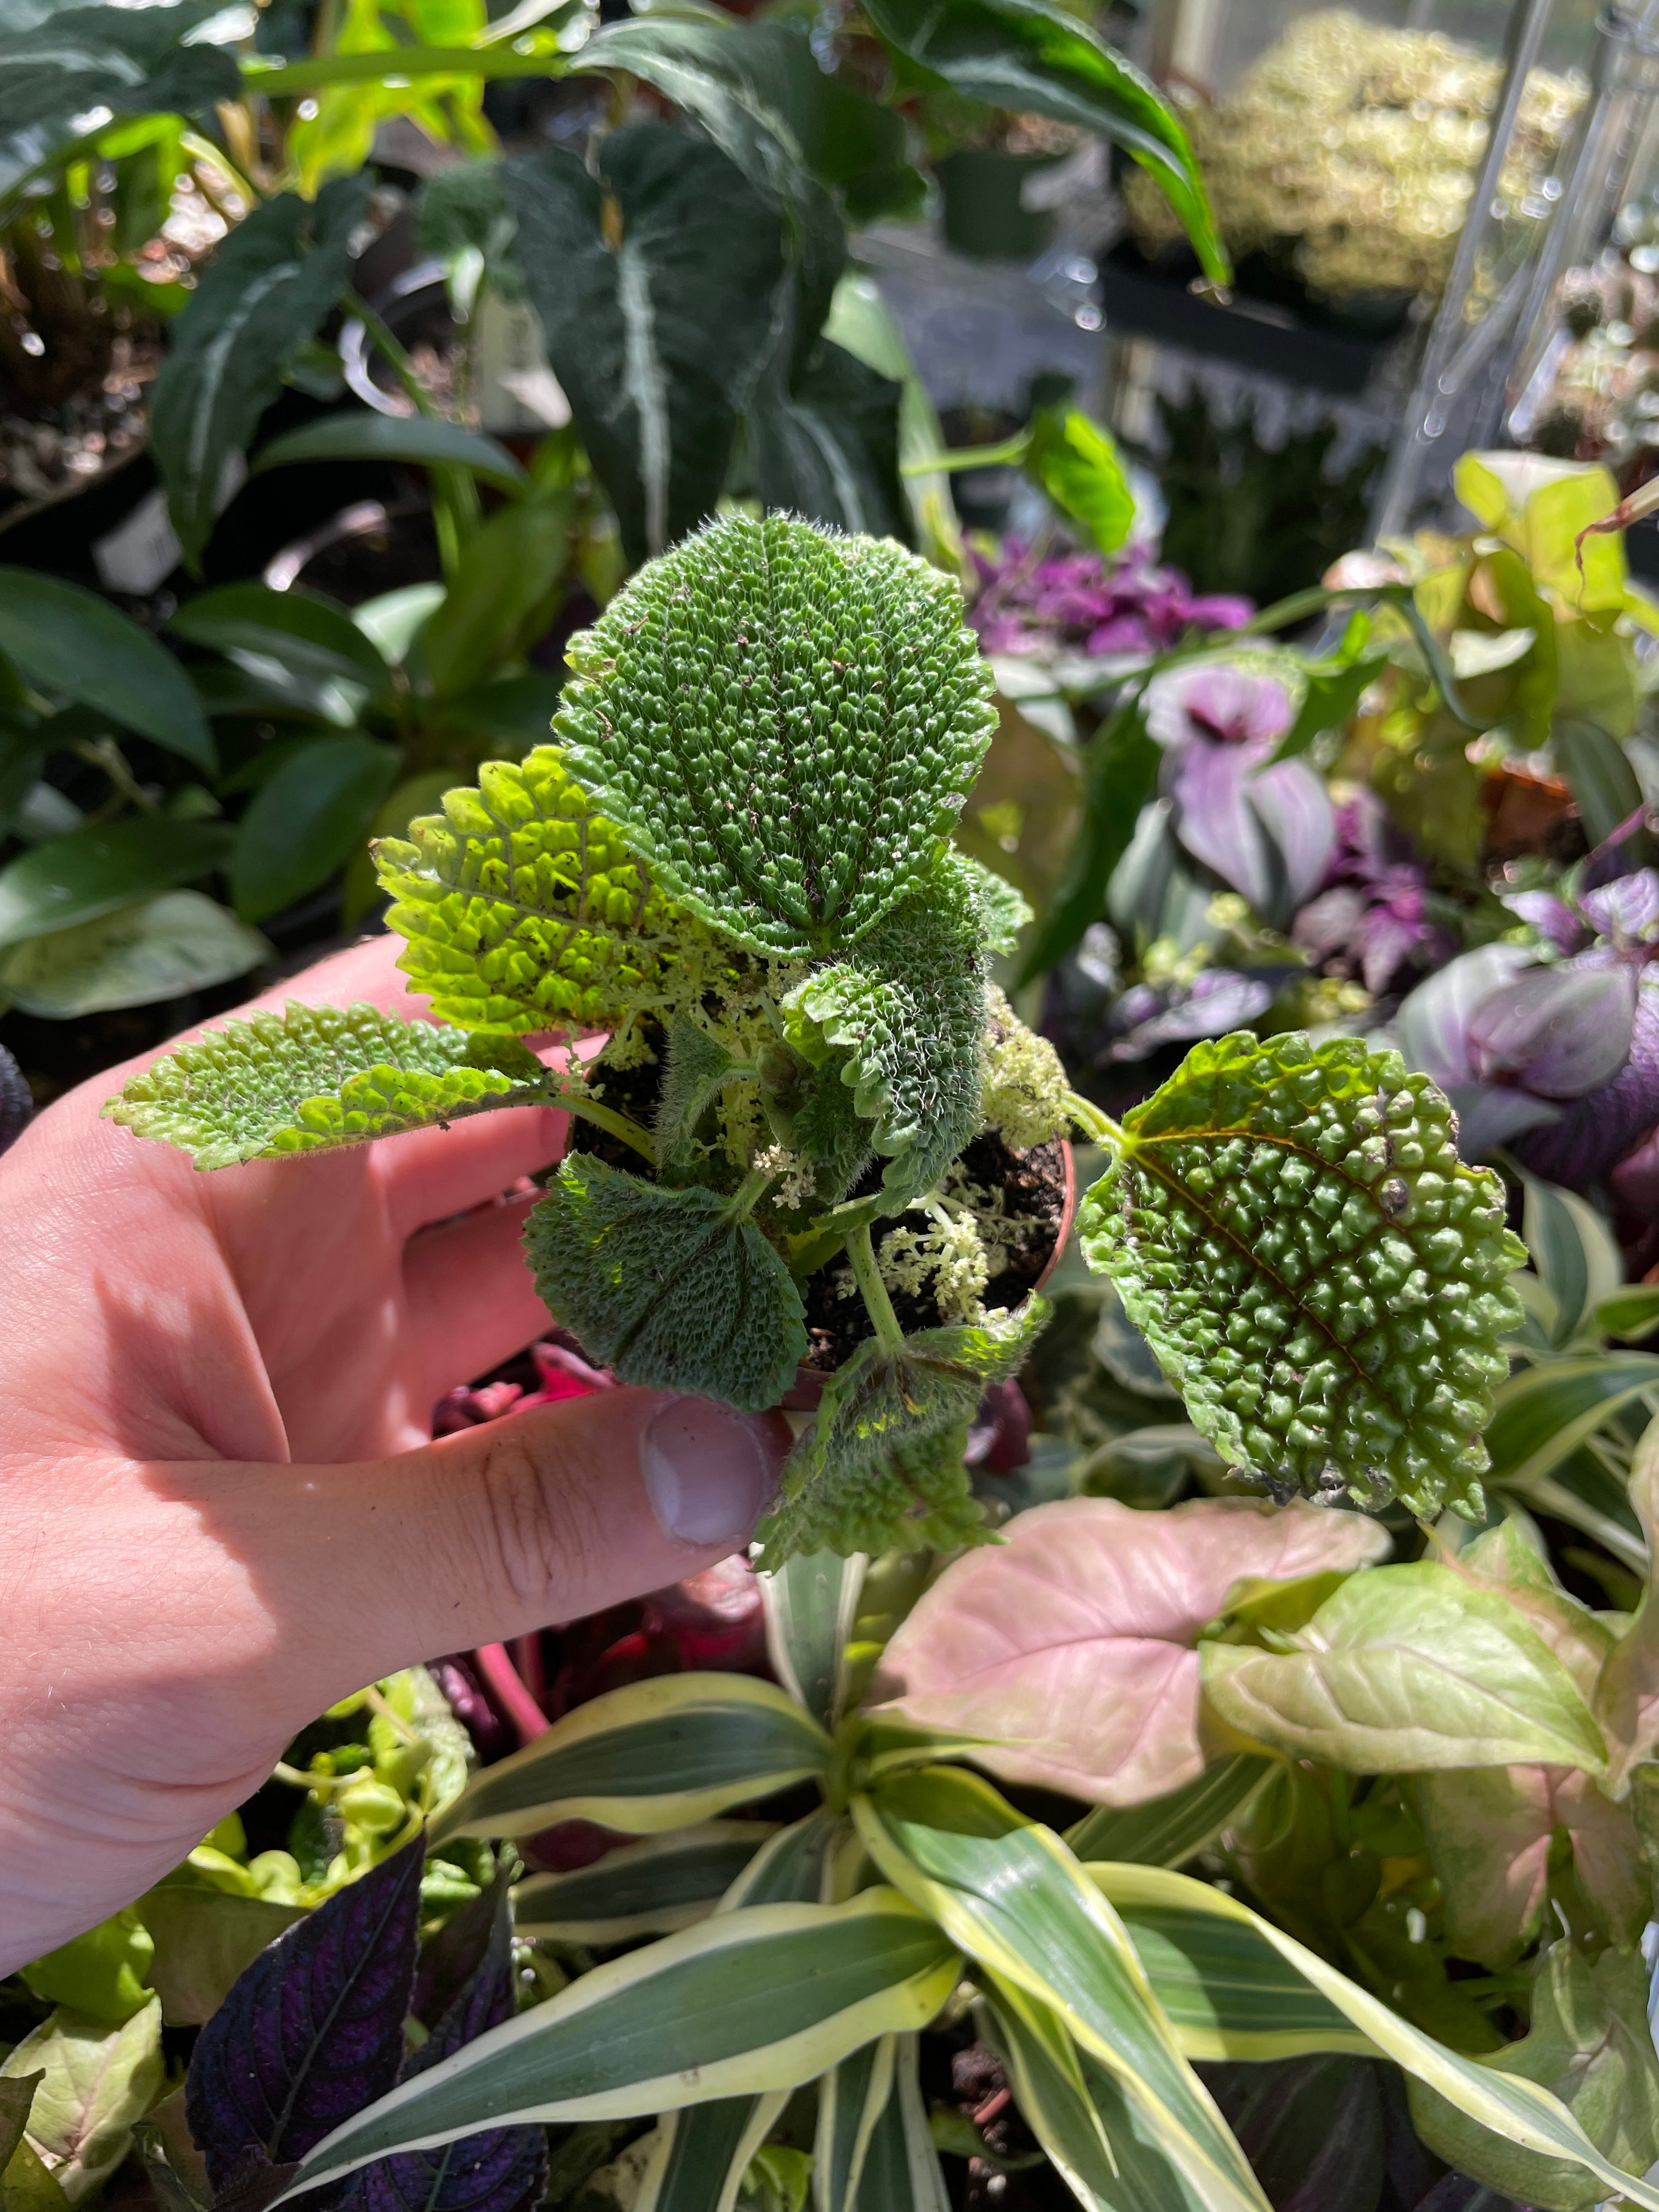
524,1154,808,1410
816,2034,894,2212
430,1674,831,1842
1,2136,71,2212
1483,1354,1659,1493
0,893,268,1019
1088,1862,1659,2212
1408,1942,1659,2212
635,2094,789,2212
377,747,711,1035
1024,409,1134,559
0,569,213,771
0,820,234,952
554,513,997,960
1200,1561,1606,1773
1077,1031,1526,1516
136,1889,306,2028
759,1550,866,1731
252,415,527,493
104,1001,545,1170
1065,1757,1274,1870
855,1767,1271,2212
759,1298,1047,1566
0,2081,41,2182
782,853,995,1195
271,1890,960,2201
512,1822,778,1942
861,0,1225,285
0,2001,163,2205
16,1916,153,2028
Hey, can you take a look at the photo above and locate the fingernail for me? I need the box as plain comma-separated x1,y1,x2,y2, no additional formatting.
642,1395,780,1548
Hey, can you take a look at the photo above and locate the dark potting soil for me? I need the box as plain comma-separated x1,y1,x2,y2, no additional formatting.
566,1026,1068,1369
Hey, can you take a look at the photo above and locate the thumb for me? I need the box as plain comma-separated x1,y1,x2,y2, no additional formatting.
211,1389,790,1723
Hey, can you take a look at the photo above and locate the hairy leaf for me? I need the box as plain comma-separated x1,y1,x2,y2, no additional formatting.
758,1299,1046,1566
869,1496,1387,1805
524,1155,807,1410
554,514,997,958
506,126,786,567
1199,1562,1607,1774
1077,1031,1526,1516
0,569,213,769
377,748,709,1035
105,1002,545,1170
1,2004,163,2205
151,180,369,565
783,853,995,1194
184,1839,422,2189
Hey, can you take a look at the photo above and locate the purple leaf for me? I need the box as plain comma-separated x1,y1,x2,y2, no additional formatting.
349,1887,546,2212
1293,885,1368,966
1249,759,1336,911
1146,664,1294,753
185,1839,424,2190
1356,907,1421,999
1109,969,1276,1061
1517,974,1659,1186
1579,868,1659,943
1505,889,1587,955
1398,944,1544,1091
1167,736,1272,910
1466,960,1637,1099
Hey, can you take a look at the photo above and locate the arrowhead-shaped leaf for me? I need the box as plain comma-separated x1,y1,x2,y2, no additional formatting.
1077,1031,1526,1517
748,341,909,542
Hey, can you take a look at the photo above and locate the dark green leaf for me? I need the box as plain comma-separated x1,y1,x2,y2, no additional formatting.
1597,1285,1659,1342
1273,620,1387,765
151,179,370,566
1553,717,1647,851
860,0,1226,284
252,414,527,493
168,584,394,707
1015,690,1159,985
0,817,233,949
430,670,563,749
505,125,786,566
1025,408,1134,558
230,732,400,923
525,1154,809,1411
749,340,909,542
423,488,573,702
0,2078,41,2177
0,568,213,770
513,1822,776,1942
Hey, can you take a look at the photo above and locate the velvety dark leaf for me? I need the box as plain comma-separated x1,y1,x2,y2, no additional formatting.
748,340,909,541
152,179,370,565
184,1838,424,2188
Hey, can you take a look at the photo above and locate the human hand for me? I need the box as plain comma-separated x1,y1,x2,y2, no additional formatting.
0,938,787,1972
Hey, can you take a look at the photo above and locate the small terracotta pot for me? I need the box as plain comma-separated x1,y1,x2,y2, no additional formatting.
781,1139,1077,1413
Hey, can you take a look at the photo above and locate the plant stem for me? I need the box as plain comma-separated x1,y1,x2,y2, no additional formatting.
551,1087,656,1165
72,737,158,812
1062,1088,1126,1151
339,287,482,578
846,1221,905,1356
900,431,1030,478
730,1165,775,1220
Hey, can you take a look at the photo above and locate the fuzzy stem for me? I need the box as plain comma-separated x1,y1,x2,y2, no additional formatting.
846,1221,906,1356
730,1165,775,1220
1063,1089,1126,1150
550,1086,656,1165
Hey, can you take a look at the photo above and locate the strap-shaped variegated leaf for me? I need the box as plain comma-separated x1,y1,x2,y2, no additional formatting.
1077,1031,1526,1517
759,1550,866,1731
554,514,997,959
854,1768,1271,2212
377,748,729,1035
718,1808,840,1911
104,1003,548,1170
1088,1864,1659,2212
1483,1353,1659,1493
1110,1901,1368,2062
634,2092,788,2212
759,1299,1048,1567
270,1891,962,2203
815,2034,895,2212
512,1823,777,1942
428,1675,830,1843
524,1155,808,1412
1065,1758,1274,1870
854,2033,950,2212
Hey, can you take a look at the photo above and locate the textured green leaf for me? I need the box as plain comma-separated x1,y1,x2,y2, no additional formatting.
0,892,267,1018
506,126,787,567
168,584,395,707
0,568,213,770
104,1001,544,1170
783,852,995,1194
1065,1758,1275,1870
512,1822,777,1942
377,747,713,1035
230,732,401,922
1077,1031,1526,1516
251,415,527,493
758,1297,1047,1566
431,1675,830,1843
272,1891,960,2199
860,0,1224,282
1199,1561,1607,1774
524,1154,808,1411
1025,409,1134,559
151,180,369,565
0,819,234,950
554,514,997,958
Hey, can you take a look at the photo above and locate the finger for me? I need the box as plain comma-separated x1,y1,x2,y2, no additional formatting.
188,1391,790,1721
382,1102,567,1239
403,1194,551,1400
245,934,421,1020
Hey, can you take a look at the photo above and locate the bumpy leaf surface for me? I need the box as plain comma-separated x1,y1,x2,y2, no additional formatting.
377,749,709,1035
104,1004,543,1170
524,1155,808,1411
759,1299,1047,1565
554,513,997,957
785,853,993,1194
1077,1031,1525,1517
